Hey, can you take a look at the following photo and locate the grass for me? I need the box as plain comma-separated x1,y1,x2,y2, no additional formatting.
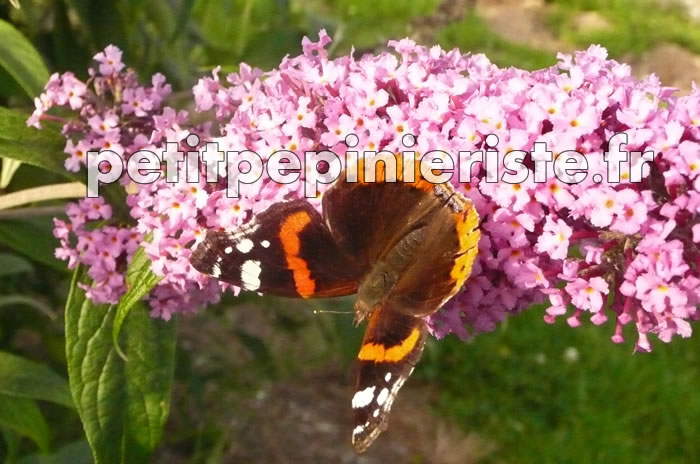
297,0,443,53
437,13,558,70
187,292,700,463
546,0,700,58
419,306,700,464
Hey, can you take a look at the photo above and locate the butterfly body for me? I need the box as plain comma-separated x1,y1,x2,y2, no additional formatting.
354,224,426,323
190,157,480,452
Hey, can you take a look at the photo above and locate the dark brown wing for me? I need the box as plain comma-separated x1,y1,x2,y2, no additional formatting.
351,302,427,453
190,199,365,298
387,185,480,316
349,181,479,452
322,155,463,274
325,153,481,317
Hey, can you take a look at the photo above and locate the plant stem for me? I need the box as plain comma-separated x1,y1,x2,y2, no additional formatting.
0,182,85,210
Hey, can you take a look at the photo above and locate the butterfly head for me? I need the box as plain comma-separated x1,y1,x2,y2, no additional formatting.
353,298,374,326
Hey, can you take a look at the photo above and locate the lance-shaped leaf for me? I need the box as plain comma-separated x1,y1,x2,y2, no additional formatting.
16,440,93,464
0,19,50,187
0,351,73,407
0,219,66,272
0,107,74,180
0,19,49,98
65,267,176,464
112,243,164,359
0,395,50,453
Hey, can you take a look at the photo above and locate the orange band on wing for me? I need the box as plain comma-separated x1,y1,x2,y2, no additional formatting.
279,211,316,297
357,327,421,362
450,205,481,288
456,206,480,254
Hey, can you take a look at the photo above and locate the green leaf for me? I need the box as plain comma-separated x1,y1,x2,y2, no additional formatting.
0,295,57,320
62,0,126,54
0,19,49,98
65,268,176,464
17,440,92,464
2,427,21,463
0,18,50,189
112,244,163,360
0,252,33,277
0,219,65,272
0,66,25,99
0,351,73,408
0,395,50,453
0,107,77,181
171,0,196,41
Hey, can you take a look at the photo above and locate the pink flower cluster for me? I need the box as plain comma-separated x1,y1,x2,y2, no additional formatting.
31,45,221,317
31,33,699,349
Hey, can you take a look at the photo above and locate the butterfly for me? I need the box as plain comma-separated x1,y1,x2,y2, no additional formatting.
189,155,480,452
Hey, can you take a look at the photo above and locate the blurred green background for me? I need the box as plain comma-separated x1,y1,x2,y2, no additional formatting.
1,0,699,463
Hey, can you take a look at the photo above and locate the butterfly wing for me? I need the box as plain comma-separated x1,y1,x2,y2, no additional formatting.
351,302,427,453
191,156,482,454
190,199,365,298
387,185,480,316
333,174,480,319
349,181,479,452
322,155,450,271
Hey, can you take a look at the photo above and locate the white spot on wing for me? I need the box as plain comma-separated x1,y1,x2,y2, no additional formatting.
372,408,380,418
211,263,221,278
352,421,371,442
236,238,254,253
261,240,270,248
240,260,261,291
376,388,389,406
224,246,233,254
352,386,375,409
385,373,392,382
382,375,408,417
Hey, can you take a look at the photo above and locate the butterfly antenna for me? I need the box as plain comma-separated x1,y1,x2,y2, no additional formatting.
313,309,354,315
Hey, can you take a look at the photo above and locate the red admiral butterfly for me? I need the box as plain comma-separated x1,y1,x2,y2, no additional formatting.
190,156,480,452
